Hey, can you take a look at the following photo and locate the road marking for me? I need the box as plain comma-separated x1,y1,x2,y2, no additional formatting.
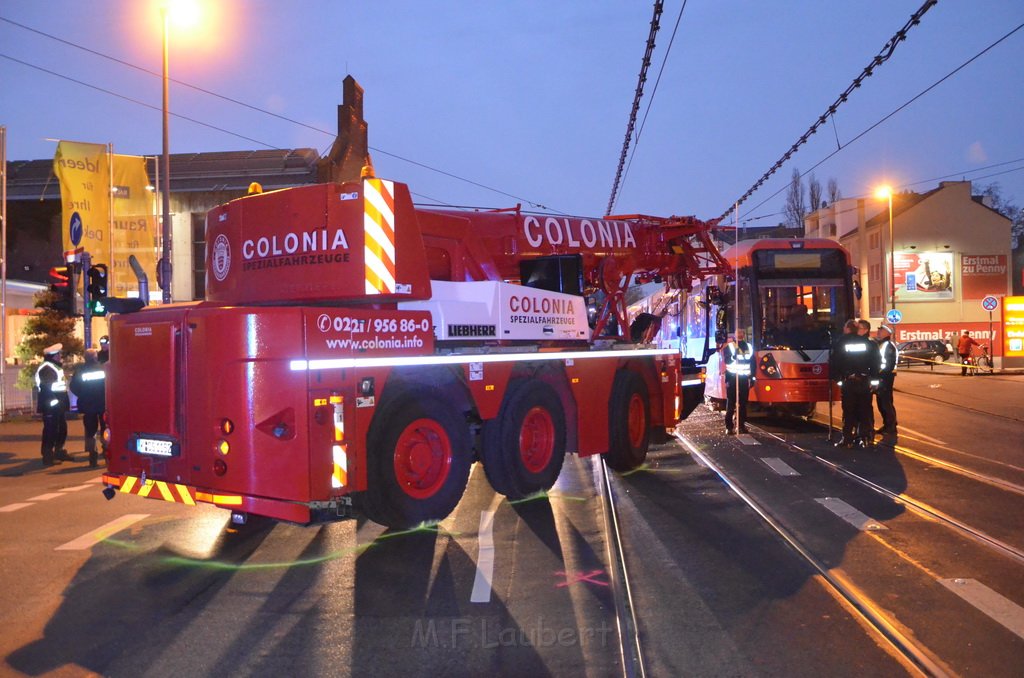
940,578,1024,640
55,514,149,551
815,497,888,531
762,457,800,476
0,503,34,513
737,434,760,445
470,510,496,603
60,485,91,492
28,492,64,502
896,425,947,446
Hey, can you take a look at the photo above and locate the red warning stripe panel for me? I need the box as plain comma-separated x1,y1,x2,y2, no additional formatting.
114,475,196,506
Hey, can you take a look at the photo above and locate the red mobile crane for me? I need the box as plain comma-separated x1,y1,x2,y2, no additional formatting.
101,175,731,528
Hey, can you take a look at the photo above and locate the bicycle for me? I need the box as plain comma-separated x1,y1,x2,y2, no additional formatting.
975,344,992,374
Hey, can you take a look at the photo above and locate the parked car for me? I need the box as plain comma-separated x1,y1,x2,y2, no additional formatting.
896,340,951,366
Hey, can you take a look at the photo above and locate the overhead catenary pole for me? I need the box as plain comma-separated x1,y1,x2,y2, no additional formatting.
1,125,7,420
160,6,173,304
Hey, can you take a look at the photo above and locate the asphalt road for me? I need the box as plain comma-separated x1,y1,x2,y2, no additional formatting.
0,368,1020,676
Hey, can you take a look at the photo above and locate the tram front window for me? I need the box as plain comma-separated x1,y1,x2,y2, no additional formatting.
758,283,847,350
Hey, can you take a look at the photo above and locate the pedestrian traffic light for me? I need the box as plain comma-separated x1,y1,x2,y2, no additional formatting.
48,265,75,315
87,264,108,316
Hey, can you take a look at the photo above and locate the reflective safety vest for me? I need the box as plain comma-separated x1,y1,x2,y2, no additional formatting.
878,339,898,375
35,361,67,411
724,341,752,376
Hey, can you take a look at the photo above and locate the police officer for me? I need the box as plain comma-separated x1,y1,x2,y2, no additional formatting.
833,320,878,448
35,343,72,466
97,335,110,364
723,328,753,434
70,349,107,467
874,325,899,436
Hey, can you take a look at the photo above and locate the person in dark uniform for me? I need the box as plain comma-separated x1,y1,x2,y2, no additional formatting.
70,349,107,467
874,324,899,436
35,343,72,466
723,328,753,434
833,320,879,448
97,335,110,364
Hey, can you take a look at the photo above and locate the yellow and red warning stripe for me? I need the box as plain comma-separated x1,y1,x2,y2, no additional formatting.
362,178,397,294
102,474,242,507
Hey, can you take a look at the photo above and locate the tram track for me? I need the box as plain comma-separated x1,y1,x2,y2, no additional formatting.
597,458,647,678
753,426,1024,567
674,432,949,678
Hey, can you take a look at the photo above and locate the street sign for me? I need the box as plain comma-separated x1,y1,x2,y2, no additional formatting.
981,295,999,312
886,308,903,325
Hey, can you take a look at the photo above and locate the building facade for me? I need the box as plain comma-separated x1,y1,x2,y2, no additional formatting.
805,181,1012,358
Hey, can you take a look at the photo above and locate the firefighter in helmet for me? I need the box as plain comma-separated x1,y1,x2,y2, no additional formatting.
35,343,72,466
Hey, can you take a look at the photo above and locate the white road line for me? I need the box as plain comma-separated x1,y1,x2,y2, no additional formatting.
55,514,149,551
737,434,760,445
28,492,64,502
762,457,800,476
470,510,496,603
815,497,888,531
940,578,1024,640
896,425,947,446
0,503,34,513
60,485,91,492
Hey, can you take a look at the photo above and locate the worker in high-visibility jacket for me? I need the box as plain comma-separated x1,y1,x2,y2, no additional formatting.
874,324,899,436
722,328,753,434
35,343,72,466
832,320,879,448
70,349,107,467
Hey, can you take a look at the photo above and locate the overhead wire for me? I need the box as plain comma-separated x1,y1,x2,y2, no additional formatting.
0,15,557,211
606,0,663,216
718,0,939,221
611,0,689,215
734,19,1024,223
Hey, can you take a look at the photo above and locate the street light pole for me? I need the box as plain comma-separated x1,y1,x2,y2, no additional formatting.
160,6,172,304
887,191,894,311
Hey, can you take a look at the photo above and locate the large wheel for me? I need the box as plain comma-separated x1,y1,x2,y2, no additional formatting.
481,380,566,499
363,387,472,529
605,370,650,472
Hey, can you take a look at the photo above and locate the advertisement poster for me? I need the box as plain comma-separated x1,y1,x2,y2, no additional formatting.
961,254,1008,299
1005,296,1024,359
894,251,954,301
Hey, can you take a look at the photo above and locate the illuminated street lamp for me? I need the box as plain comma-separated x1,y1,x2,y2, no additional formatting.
875,185,895,311
158,0,201,304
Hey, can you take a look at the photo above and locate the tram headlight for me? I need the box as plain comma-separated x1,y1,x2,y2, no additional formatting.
759,353,782,378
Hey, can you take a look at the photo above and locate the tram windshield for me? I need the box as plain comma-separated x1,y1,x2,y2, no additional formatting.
751,249,851,350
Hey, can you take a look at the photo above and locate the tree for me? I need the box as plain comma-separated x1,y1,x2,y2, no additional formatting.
784,168,807,229
808,173,822,212
14,289,83,391
827,177,842,204
979,182,1023,249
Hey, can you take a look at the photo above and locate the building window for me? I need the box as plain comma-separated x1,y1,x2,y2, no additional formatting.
869,263,881,282
192,213,206,300
869,232,880,250
870,295,883,316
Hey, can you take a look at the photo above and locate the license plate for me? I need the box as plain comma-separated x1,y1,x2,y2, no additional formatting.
137,437,176,457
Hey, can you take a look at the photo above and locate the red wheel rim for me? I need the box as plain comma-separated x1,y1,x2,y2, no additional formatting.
627,393,646,449
393,418,452,499
519,406,555,474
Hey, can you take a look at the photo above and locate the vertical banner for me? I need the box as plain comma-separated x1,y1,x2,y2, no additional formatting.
53,141,110,257
111,155,158,298
960,255,1008,300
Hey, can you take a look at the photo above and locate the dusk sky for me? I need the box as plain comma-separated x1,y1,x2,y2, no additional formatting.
2,1,1023,227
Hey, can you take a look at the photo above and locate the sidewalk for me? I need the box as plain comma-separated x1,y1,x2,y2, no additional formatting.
0,416,100,478
895,365,1024,421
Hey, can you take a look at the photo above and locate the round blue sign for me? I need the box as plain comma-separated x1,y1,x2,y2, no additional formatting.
885,308,903,325
981,296,998,311
69,212,83,246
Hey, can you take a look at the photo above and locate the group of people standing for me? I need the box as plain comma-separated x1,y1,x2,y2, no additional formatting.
832,319,898,448
34,338,108,468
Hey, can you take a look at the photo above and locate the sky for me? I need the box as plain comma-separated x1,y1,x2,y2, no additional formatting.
2,0,1023,227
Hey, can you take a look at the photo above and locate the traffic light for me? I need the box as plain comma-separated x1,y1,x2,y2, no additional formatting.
87,264,108,316
48,265,75,315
